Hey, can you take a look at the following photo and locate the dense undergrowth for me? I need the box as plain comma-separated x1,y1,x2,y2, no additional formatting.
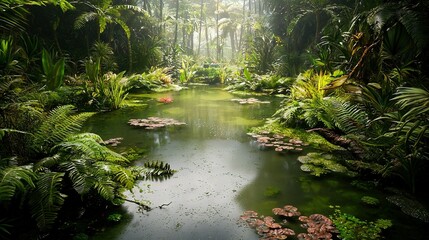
1,0,429,239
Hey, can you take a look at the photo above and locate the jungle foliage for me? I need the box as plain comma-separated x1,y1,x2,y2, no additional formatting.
1,0,429,238
262,0,429,196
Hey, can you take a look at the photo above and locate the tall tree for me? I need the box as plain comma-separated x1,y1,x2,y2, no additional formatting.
74,0,144,71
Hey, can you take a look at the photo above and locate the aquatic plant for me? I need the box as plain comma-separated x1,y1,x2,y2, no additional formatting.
240,211,296,239
273,205,301,217
297,152,355,177
361,196,380,206
264,186,281,198
248,130,307,154
103,137,123,147
128,117,186,130
158,97,174,104
107,213,122,222
298,214,337,240
231,98,270,104
250,121,342,151
330,206,392,240
241,205,338,240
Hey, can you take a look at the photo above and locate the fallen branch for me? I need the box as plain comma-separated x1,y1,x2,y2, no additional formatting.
119,197,172,211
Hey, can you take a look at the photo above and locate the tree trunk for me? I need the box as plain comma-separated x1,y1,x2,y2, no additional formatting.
230,30,235,60
173,0,179,61
216,0,220,61
198,0,203,56
205,18,210,58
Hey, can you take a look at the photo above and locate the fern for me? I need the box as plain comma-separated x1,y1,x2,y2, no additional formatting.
0,166,36,202
93,180,115,201
54,133,128,163
32,105,95,155
58,159,87,194
30,172,66,231
332,101,368,134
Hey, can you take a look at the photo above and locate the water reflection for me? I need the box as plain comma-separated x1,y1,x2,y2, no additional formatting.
87,86,281,239
84,86,424,240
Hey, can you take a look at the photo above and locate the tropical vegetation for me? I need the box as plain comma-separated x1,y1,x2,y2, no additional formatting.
1,0,429,239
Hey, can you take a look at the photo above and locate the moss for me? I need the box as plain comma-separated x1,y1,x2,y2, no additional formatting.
297,152,356,177
250,121,342,151
264,186,281,198
123,100,148,108
361,196,380,206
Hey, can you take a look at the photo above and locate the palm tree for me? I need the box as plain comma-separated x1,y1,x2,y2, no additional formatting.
74,0,145,72
0,0,73,34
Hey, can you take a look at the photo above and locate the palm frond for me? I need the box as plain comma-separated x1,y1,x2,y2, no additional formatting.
393,87,429,121
114,18,130,39
74,12,98,30
30,172,66,231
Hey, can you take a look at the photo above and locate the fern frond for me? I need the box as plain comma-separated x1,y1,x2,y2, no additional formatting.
332,101,368,134
54,133,128,163
110,165,134,189
32,105,95,154
93,180,115,201
34,154,62,172
0,166,36,201
30,172,66,231
59,159,87,194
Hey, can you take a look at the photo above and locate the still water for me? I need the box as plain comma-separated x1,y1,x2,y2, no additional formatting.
84,86,425,239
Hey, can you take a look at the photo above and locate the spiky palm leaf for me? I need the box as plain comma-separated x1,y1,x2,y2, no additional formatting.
392,87,429,148
29,172,66,231
32,105,95,155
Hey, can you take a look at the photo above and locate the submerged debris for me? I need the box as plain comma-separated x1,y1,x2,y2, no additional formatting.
231,98,270,104
248,130,308,153
386,195,429,223
128,117,186,130
103,137,123,147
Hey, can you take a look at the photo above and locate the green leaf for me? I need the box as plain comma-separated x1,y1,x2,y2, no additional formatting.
30,172,66,231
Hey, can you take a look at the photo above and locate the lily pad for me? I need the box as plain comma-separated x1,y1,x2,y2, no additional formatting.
297,152,355,177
